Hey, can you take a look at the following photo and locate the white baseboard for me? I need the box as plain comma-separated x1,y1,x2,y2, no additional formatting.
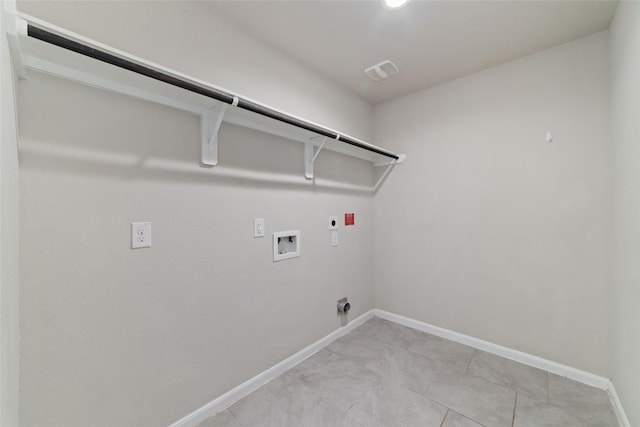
168,309,374,427
375,309,630,427
171,308,630,427
374,309,610,389
607,381,632,427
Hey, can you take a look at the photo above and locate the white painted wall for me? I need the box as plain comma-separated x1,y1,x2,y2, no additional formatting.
373,32,612,376
610,2,640,425
0,2,21,426
16,2,374,426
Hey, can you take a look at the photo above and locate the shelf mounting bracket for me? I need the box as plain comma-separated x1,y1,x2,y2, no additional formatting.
373,153,406,167
304,136,333,179
373,154,407,192
200,97,238,167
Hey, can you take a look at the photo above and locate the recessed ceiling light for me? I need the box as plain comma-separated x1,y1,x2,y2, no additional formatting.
382,0,409,10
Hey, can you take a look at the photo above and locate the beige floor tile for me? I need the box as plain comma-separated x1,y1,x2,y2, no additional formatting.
466,350,548,401
513,393,607,427
353,318,426,349
425,373,516,427
547,373,618,426
286,348,333,377
229,374,357,427
408,334,475,365
327,330,389,366
366,344,468,394
291,350,380,412
347,379,447,427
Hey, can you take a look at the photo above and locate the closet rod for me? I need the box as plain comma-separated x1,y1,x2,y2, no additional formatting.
27,24,399,161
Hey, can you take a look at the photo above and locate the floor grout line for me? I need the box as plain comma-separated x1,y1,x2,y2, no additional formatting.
229,409,243,427
546,371,550,403
456,410,489,427
439,408,450,427
512,392,518,427
464,349,476,373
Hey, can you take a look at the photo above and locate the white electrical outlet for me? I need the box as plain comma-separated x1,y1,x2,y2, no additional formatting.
329,216,338,230
254,219,265,238
131,222,152,249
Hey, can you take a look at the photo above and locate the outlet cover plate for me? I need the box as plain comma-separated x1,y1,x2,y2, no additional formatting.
254,218,265,237
131,222,152,249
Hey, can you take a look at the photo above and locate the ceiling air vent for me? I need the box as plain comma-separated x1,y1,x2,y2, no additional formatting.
364,60,400,82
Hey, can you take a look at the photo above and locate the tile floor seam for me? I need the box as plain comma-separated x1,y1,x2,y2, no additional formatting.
301,374,353,413
337,373,373,411
421,382,431,396
545,372,549,403
348,370,380,409
421,392,449,413
226,408,244,427
439,408,450,427
456,410,489,427
343,377,383,417
451,405,493,427
512,392,518,427
422,389,449,410
465,363,548,403
465,349,476,373
229,410,244,427
423,382,431,396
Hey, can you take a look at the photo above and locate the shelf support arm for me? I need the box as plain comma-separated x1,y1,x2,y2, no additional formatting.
373,154,406,192
304,136,332,179
373,153,406,167
200,97,238,167
200,105,226,167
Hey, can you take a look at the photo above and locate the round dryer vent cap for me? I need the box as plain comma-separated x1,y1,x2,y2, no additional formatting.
364,60,400,81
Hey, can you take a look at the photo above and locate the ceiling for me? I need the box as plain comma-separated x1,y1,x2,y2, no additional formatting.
208,0,618,104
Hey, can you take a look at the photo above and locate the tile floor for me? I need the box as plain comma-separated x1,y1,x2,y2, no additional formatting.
199,317,618,427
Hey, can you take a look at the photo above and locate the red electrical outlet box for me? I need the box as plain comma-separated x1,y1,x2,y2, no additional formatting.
345,213,355,226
